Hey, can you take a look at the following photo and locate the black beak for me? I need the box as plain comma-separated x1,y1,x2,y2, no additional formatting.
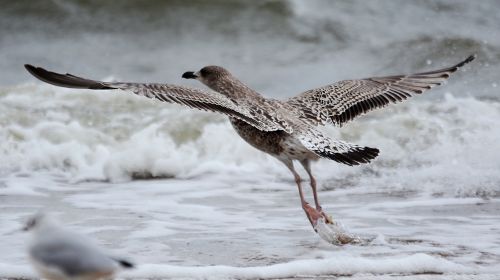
182,71,198,79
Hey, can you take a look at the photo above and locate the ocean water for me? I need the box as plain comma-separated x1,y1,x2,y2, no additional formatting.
1,0,499,279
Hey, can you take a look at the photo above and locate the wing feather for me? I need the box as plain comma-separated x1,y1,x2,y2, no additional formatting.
24,65,279,131
287,55,475,126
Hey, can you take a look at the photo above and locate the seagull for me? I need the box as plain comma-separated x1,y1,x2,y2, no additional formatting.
23,212,133,280
25,55,475,240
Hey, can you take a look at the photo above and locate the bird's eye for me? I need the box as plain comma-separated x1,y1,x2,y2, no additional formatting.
200,68,209,77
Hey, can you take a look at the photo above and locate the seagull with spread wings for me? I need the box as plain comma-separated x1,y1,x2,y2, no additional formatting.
25,55,475,241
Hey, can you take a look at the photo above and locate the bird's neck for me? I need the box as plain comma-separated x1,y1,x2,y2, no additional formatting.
209,77,263,101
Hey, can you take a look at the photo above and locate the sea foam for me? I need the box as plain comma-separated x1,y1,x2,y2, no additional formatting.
1,85,499,198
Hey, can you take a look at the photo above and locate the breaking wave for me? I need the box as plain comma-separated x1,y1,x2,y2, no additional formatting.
1,0,499,196
1,84,499,198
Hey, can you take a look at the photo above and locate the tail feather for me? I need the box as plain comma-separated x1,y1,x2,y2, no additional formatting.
24,64,115,90
314,145,379,166
298,130,379,166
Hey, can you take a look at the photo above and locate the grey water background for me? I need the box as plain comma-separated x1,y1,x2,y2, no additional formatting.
1,1,500,278
1,0,498,98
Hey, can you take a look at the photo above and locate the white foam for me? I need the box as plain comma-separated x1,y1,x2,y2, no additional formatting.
126,254,474,279
314,219,362,245
1,1,499,277
0,253,475,279
1,86,499,198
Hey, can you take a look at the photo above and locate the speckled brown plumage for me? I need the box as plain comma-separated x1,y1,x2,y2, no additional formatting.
24,55,475,232
288,55,476,127
230,118,285,156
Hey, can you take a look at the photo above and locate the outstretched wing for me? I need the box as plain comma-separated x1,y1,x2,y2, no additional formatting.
24,65,280,131
287,55,475,126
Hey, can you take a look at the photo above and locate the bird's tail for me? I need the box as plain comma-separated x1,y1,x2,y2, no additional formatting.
297,130,379,166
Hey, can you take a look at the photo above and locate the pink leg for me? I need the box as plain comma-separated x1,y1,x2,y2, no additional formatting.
300,159,333,224
282,159,322,228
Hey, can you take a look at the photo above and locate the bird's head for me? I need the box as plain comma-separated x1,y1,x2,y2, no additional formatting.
182,65,231,89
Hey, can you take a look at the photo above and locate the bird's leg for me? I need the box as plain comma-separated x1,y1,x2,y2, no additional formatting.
281,159,322,228
300,160,321,211
294,170,323,227
300,159,334,224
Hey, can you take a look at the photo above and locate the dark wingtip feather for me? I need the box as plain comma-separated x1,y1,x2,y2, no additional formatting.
24,64,43,80
24,64,35,72
24,64,115,90
454,54,476,69
464,54,477,64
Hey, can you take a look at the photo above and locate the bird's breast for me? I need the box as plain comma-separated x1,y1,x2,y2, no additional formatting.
229,118,285,156
229,118,317,161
